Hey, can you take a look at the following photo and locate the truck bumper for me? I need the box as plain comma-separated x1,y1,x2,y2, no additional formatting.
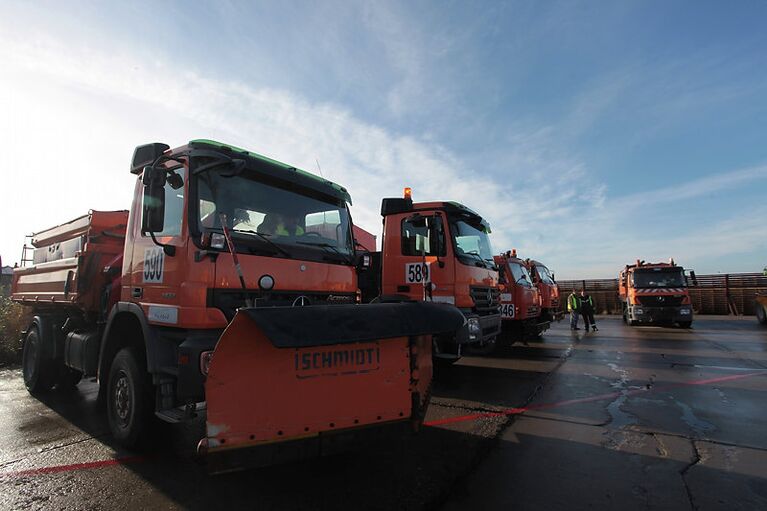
434,311,501,359
542,308,564,322
628,305,693,324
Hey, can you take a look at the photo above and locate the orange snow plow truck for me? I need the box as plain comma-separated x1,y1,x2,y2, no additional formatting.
618,259,695,328
358,189,502,361
494,250,547,345
11,140,465,469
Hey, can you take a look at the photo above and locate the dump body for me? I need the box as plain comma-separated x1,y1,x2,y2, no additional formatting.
12,211,128,312
618,259,694,326
494,253,548,342
12,140,462,465
362,196,501,359
526,259,563,322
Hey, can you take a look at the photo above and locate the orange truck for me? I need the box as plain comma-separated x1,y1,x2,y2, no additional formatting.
494,251,547,345
756,292,767,326
11,140,465,468
525,258,564,323
618,259,695,328
359,189,502,361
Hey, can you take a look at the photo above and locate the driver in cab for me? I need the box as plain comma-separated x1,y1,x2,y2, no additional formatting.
258,213,304,237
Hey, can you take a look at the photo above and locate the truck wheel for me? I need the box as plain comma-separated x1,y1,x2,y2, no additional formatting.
22,325,55,394
678,321,693,329
107,347,154,449
756,303,767,325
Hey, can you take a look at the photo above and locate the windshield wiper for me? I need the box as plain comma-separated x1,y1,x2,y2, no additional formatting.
295,241,353,264
462,251,488,268
231,229,292,258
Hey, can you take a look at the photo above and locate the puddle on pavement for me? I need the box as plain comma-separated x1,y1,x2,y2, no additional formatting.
671,397,716,436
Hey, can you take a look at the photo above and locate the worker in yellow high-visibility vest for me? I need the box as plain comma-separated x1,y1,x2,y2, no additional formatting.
567,289,580,330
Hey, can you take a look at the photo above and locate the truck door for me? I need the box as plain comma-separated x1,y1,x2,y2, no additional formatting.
383,212,454,303
126,167,187,326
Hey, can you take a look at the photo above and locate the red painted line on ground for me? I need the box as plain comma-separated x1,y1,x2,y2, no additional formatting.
0,455,145,478
424,370,766,427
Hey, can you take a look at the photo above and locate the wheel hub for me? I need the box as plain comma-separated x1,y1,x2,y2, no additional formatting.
114,372,131,423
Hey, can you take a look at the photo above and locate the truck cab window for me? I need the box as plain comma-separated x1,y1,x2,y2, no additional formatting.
401,216,445,256
509,262,533,288
194,168,354,264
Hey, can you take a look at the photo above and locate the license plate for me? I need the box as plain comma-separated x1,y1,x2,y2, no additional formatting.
500,303,515,318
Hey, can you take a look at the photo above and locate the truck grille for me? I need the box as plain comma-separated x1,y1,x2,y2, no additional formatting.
637,295,684,307
208,289,357,320
470,286,501,315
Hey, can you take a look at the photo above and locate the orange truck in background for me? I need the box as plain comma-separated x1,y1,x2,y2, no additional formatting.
756,292,767,326
11,140,465,469
359,189,502,362
618,259,695,328
525,258,564,323
494,250,548,346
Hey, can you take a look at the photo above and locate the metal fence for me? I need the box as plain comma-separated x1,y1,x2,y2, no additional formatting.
557,273,767,316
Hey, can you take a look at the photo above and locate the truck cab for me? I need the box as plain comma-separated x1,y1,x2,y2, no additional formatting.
369,191,501,360
618,259,694,328
526,259,563,323
494,251,547,344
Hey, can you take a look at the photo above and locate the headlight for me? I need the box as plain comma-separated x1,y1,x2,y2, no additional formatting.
680,309,691,315
634,308,644,315
467,317,481,341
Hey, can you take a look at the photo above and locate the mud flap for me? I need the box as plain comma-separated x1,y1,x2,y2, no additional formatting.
203,303,463,470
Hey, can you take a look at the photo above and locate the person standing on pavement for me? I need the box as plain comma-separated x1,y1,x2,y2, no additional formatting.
580,290,598,332
567,289,580,330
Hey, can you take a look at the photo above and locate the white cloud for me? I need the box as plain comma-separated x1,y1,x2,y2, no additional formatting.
0,26,599,270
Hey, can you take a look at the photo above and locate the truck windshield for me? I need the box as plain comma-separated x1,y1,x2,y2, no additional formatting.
509,262,533,288
449,217,495,268
632,269,686,288
536,264,555,284
196,170,353,265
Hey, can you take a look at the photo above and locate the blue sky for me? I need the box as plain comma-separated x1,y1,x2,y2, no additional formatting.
1,0,765,277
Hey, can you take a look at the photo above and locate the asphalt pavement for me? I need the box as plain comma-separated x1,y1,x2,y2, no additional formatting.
1,316,765,510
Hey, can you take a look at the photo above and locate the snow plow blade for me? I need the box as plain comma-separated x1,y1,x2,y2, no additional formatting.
202,302,464,472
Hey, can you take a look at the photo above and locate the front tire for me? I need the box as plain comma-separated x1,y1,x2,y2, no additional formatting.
22,325,55,394
107,347,154,449
678,321,692,329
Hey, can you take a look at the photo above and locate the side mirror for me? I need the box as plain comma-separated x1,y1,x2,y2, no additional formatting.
689,270,698,287
142,166,166,233
131,143,170,174
498,266,507,284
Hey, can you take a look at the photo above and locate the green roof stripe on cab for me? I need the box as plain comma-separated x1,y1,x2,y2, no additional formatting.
189,139,352,204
